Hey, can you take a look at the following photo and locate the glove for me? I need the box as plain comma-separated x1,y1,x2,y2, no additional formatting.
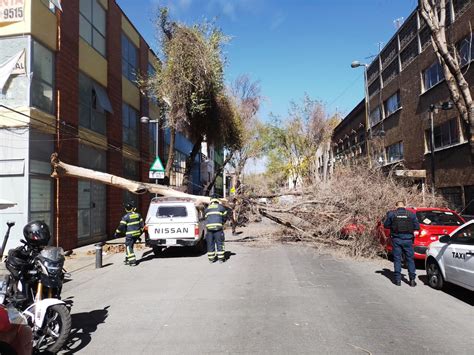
113,233,119,239
136,237,142,243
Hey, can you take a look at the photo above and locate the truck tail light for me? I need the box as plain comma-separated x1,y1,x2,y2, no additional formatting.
195,225,199,239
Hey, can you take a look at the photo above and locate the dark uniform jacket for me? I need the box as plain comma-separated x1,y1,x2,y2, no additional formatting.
384,208,420,240
205,202,228,231
115,211,144,238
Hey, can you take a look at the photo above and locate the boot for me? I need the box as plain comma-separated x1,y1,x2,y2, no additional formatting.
394,280,401,286
409,279,417,287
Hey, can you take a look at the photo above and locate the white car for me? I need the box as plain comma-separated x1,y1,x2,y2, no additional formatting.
144,197,206,255
425,220,474,291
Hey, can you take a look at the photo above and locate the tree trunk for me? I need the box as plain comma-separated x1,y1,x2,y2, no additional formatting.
50,153,212,205
182,136,203,193
164,125,176,185
418,0,474,154
322,142,329,183
204,152,233,196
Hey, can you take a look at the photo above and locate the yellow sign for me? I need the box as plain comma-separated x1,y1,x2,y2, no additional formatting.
0,0,25,24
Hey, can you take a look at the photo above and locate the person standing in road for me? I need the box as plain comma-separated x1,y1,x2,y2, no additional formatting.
205,194,228,263
384,201,420,286
114,201,144,266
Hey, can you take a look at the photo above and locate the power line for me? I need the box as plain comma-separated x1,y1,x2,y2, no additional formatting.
0,105,158,165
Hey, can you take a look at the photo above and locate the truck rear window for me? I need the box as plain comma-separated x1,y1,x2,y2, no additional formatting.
416,210,463,226
157,206,188,218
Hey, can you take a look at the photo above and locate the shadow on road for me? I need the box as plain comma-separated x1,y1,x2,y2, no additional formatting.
224,251,236,261
375,268,413,285
60,306,110,354
418,275,474,306
138,246,205,264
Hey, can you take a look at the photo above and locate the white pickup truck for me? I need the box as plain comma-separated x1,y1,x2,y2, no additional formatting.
144,197,206,255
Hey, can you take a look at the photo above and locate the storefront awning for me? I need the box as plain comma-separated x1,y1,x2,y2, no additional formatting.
0,50,24,92
50,0,62,11
93,83,114,114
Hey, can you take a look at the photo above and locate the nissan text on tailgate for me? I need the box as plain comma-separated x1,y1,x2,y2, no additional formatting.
144,197,205,255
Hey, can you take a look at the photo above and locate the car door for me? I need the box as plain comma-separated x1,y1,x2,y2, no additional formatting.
447,223,474,289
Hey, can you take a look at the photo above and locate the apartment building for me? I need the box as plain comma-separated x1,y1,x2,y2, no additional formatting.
0,0,208,250
333,0,474,214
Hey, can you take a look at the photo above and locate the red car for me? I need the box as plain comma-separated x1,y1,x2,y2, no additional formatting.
377,207,466,260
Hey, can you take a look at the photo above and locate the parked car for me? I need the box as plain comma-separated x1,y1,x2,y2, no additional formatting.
377,207,465,260
339,221,366,239
144,197,206,255
425,220,474,291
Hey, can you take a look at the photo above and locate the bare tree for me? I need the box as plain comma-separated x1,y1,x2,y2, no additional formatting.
418,0,474,154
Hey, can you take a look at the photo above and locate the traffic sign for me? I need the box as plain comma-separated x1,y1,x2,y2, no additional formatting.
149,171,165,179
150,157,165,172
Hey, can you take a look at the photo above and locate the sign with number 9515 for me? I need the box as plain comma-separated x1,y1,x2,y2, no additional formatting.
0,0,25,23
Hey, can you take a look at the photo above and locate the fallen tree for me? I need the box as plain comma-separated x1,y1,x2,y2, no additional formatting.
50,153,212,205
254,163,448,258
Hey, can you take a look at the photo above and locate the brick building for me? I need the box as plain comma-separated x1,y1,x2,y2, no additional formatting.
333,0,474,214
0,0,214,250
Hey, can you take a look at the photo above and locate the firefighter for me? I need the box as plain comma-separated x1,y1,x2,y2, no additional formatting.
205,194,228,263
115,201,144,266
384,201,420,286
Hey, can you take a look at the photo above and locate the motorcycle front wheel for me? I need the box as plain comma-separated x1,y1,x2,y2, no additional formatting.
39,304,71,353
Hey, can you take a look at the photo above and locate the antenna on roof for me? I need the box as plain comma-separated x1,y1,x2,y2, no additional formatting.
394,17,404,30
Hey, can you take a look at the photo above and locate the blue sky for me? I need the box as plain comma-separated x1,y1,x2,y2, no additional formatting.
117,0,418,120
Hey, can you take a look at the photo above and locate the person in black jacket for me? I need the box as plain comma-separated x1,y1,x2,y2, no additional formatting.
115,201,144,266
205,195,228,263
384,201,420,286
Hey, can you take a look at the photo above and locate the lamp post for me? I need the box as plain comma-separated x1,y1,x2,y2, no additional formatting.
428,101,454,193
351,61,371,165
140,116,160,186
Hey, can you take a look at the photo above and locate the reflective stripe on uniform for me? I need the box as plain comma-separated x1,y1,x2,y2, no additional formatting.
127,221,141,226
206,223,223,228
126,230,142,235
120,221,127,224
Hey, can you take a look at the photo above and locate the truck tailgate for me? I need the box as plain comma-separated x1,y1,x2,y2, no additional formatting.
148,222,196,240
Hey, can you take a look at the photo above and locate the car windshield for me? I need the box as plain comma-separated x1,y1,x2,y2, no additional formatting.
416,210,464,226
156,206,187,218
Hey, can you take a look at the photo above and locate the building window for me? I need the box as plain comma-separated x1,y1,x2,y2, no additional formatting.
384,91,401,117
370,106,382,126
79,0,106,56
31,41,54,114
440,187,463,212
457,35,473,66
122,34,138,83
426,118,460,151
29,130,54,229
434,118,460,149
79,73,113,135
123,103,138,147
386,141,404,163
123,158,139,206
423,61,444,92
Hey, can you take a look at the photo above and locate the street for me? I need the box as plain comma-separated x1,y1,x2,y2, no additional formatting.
60,223,474,355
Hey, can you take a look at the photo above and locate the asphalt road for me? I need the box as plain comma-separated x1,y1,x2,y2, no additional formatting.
60,229,474,354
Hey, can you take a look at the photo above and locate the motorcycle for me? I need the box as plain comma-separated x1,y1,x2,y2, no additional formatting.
0,220,72,353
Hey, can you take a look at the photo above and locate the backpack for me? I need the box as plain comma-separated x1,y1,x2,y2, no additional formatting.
392,209,415,234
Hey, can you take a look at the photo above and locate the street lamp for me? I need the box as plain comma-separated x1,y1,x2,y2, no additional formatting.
428,101,454,192
351,61,371,165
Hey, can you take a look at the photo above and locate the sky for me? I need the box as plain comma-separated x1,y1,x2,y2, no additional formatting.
117,0,419,121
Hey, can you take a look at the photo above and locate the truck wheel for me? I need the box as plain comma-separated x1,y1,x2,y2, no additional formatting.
427,260,444,290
